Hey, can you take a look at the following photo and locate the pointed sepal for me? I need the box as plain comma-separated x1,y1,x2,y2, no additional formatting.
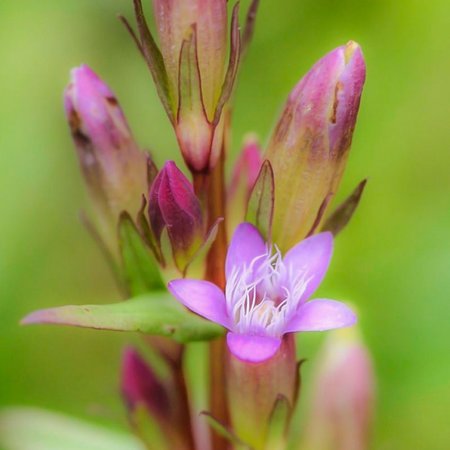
264,395,291,450
118,212,165,296
322,179,367,235
245,160,275,242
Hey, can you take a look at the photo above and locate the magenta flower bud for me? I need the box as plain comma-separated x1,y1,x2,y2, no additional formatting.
227,137,263,235
266,42,366,251
121,347,171,420
302,329,375,450
148,161,204,272
121,347,194,450
64,65,147,245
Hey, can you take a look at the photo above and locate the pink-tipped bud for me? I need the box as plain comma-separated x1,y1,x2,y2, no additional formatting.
227,137,263,235
148,161,204,271
121,347,171,420
64,65,147,244
302,329,375,450
266,42,366,251
121,347,193,449
145,0,238,173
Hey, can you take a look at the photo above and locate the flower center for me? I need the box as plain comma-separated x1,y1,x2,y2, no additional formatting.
226,248,309,336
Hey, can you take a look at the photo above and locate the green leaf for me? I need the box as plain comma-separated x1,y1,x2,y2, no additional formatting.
246,160,275,241
264,395,291,450
322,179,367,235
0,407,145,450
22,292,224,343
118,212,165,296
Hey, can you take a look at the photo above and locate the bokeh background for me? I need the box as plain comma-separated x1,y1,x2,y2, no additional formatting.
1,0,449,448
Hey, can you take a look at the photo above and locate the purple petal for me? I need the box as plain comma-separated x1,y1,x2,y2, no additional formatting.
285,299,356,333
225,222,266,280
226,332,281,363
283,232,333,302
168,279,230,329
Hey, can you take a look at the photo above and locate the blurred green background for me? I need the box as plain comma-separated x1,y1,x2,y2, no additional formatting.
1,0,449,448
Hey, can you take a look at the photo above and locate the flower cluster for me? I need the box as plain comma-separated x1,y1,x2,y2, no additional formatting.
21,1,374,449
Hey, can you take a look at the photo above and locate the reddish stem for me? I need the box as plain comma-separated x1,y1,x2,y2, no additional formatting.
195,150,229,450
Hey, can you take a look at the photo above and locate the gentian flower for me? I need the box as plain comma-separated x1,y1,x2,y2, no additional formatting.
169,222,356,363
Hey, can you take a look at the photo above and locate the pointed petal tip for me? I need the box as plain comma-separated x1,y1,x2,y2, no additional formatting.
227,332,281,363
20,309,52,326
344,40,361,61
286,299,357,333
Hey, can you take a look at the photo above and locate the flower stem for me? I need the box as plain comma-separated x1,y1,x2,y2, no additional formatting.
195,148,229,450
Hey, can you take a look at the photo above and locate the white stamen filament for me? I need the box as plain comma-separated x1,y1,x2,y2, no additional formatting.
226,249,311,336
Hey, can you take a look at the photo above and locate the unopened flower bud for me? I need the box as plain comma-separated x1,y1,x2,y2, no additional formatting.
227,336,297,450
121,347,193,450
301,328,375,450
227,137,263,235
266,42,366,251
127,0,240,172
121,347,171,420
148,161,204,272
64,65,147,245
153,0,227,120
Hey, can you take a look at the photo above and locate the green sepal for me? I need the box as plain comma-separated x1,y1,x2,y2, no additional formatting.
118,211,165,296
264,395,291,450
322,179,367,235
246,160,275,242
213,2,241,126
119,0,175,122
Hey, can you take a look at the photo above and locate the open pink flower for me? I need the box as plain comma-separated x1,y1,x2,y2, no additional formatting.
169,223,356,363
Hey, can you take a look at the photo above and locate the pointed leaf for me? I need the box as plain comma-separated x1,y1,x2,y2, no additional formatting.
264,395,291,450
129,0,175,121
146,154,158,187
245,160,275,241
136,196,163,264
119,212,164,295
242,0,260,56
306,193,333,237
0,407,144,450
22,292,224,343
213,2,241,125
322,179,367,235
200,412,251,450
